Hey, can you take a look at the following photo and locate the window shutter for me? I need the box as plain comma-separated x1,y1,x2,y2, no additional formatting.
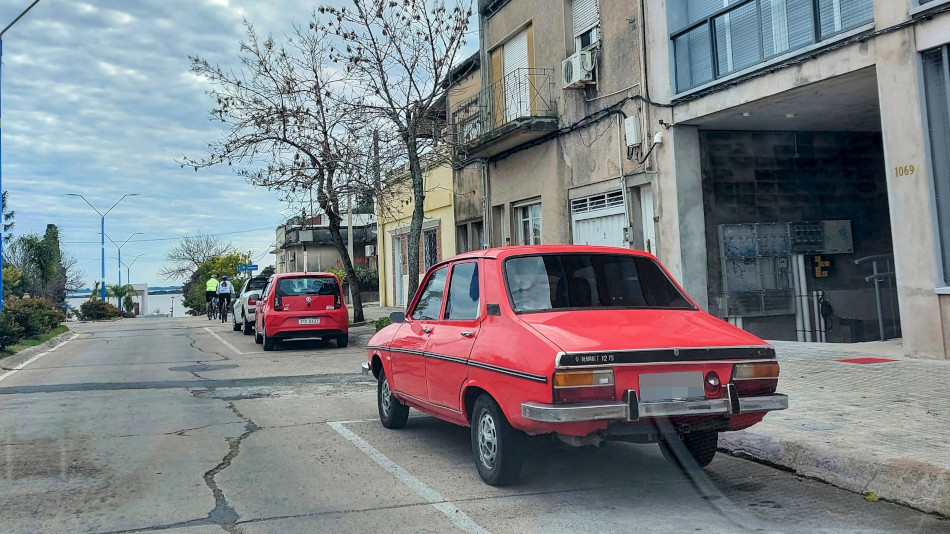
572,0,600,36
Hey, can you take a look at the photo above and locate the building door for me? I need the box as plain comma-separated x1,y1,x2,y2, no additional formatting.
393,235,404,307
571,191,625,248
640,185,656,254
503,30,529,122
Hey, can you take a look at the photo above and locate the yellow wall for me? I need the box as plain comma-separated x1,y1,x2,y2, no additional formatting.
377,163,456,307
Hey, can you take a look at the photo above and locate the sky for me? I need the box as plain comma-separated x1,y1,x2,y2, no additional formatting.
0,0,344,289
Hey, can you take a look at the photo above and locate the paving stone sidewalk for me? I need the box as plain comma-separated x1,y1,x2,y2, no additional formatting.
720,340,950,516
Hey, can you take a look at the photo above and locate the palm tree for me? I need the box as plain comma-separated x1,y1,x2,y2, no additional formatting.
107,284,133,307
122,294,135,315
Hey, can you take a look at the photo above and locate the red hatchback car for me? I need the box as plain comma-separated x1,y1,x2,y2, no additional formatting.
363,245,787,485
255,272,349,351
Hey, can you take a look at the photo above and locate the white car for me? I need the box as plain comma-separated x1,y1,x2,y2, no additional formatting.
232,275,269,335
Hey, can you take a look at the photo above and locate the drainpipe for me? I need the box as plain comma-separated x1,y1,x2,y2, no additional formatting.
792,255,805,342
481,159,491,247
797,254,812,342
617,114,631,248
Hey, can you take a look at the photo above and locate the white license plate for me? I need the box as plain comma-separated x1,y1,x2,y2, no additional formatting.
298,317,321,325
639,372,704,402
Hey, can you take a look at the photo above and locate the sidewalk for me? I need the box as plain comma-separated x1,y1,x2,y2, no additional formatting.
719,339,950,516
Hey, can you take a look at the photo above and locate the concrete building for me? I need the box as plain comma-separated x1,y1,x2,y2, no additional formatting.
640,0,950,358
450,0,652,254
272,213,377,274
377,157,456,307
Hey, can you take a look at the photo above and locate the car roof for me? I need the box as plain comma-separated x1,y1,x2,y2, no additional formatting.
448,245,656,262
271,271,337,278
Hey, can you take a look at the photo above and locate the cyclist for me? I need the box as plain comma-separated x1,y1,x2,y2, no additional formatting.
216,275,234,323
205,274,220,320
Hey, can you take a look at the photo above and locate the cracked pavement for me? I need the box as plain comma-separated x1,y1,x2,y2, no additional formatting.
0,317,946,533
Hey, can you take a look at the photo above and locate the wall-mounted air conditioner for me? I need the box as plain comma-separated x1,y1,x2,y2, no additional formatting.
562,50,595,89
365,244,377,256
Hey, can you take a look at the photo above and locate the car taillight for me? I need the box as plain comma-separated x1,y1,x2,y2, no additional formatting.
553,369,615,403
273,295,283,311
334,292,342,309
704,371,722,397
732,361,779,395
248,298,257,306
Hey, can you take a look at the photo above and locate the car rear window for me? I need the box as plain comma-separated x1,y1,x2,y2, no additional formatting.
504,254,694,312
247,277,268,292
275,276,339,297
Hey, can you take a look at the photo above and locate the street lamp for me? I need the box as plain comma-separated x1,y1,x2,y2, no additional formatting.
106,232,142,286
0,0,43,310
122,254,145,286
67,193,139,301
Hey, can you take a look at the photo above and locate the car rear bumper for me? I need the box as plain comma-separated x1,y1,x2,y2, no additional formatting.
521,391,788,423
271,329,345,339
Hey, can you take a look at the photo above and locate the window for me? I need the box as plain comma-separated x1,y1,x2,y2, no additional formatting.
504,254,694,312
411,267,448,320
572,0,601,50
669,0,874,92
457,224,470,253
444,262,480,320
276,276,339,297
923,46,950,285
516,202,542,245
456,221,486,253
424,229,439,270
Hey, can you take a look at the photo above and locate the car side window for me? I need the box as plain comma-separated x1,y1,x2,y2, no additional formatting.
410,267,448,321
444,262,479,321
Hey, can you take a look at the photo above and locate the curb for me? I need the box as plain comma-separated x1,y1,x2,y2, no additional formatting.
719,430,950,516
0,329,75,370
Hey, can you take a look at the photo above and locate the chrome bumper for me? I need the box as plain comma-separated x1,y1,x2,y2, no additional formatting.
361,361,371,375
521,393,788,424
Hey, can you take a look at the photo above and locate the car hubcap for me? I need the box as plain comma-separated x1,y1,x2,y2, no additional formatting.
380,379,392,417
477,411,498,469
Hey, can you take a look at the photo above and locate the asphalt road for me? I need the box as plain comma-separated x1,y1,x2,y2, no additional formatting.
0,317,945,534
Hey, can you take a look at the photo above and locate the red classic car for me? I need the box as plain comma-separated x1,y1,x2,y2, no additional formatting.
363,245,787,485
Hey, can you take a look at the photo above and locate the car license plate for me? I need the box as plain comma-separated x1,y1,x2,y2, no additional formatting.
298,317,320,325
639,372,704,402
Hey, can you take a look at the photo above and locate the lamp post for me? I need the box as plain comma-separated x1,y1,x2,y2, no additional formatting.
122,254,145,286
67,193,138,301
0,0,43,310
106,232,141,286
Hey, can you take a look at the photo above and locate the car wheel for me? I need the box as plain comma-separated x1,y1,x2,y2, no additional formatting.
377,369,409,429
262,328,277,351
242,316,253,335
337,333,349,348
471,394,525,486
254,326,263,344
232,315,241,331
660,431,718,469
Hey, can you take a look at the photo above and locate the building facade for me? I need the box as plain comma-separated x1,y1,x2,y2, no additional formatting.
377,161,456,307
272,213,377,275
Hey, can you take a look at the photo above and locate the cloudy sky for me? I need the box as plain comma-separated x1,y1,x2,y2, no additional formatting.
0,0,346,288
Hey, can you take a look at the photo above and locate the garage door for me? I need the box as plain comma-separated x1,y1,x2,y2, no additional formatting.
571,191,626,248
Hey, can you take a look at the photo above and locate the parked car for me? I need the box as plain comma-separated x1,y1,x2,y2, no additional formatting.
254,272,349,351
232,275,269,335
363,245,787,485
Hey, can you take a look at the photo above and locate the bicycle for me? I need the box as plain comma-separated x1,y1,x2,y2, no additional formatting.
219,295,231,323
208,297,219,320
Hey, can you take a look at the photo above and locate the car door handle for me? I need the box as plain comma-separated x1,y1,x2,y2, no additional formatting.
421,327,433,335
460,331,474,338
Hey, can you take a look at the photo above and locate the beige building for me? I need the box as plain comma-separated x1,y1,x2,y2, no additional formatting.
453,0,950,358
377,158,456,307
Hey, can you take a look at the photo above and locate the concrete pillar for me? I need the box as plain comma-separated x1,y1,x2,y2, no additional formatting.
654,125,709,309
875,30,947,358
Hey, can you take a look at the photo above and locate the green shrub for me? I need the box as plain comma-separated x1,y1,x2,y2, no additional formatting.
354,266,379,292
373,316,391,331
2,298,65,337
0,312,24,350
78,299,125,321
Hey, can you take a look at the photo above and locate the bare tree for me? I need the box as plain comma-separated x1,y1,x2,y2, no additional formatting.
183,18,378,322
158,233,236,282
61,252,88,293
322,0,472,301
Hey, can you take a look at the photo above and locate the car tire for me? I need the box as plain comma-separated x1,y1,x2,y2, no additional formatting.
660,431,718,469
337,333,349,348
262,328,277,351
471,394,525,486
232,316,241,331
242,316,253,335
377,369,409,429
254,327,263,345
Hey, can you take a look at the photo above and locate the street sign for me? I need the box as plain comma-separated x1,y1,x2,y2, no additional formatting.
236,264,259,272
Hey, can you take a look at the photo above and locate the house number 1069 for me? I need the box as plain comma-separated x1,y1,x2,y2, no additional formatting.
895,165,915,177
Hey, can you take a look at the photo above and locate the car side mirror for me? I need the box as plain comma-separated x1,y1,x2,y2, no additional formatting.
389,311,406,323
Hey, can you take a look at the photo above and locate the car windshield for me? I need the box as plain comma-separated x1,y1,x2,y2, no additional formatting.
247,278,268,292
505,254,694,312
275,276,338,297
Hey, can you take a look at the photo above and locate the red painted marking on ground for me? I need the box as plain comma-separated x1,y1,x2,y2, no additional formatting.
837,357,897,364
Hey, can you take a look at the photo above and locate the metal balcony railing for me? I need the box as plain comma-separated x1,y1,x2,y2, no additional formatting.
450,67,556,147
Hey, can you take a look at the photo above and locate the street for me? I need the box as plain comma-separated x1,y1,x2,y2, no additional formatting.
0,318,944,534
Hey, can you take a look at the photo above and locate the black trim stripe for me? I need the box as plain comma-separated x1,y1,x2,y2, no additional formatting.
370,346,548,384
558,346,775,367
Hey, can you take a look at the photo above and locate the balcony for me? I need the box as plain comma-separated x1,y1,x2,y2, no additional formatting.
450,67,558,159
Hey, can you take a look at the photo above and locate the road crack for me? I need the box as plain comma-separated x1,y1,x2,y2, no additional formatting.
200,400,260,533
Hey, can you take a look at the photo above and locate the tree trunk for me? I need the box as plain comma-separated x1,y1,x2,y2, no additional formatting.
317,178,365,324
404,133,426,304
